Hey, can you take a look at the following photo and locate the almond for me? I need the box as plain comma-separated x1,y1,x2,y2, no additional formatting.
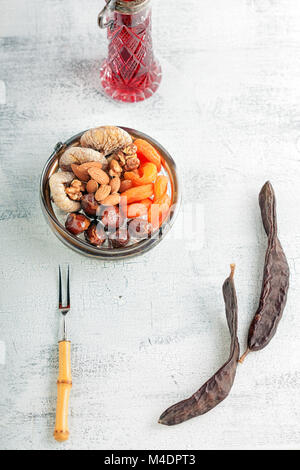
86,179,99,193
71,161,103,182
95,184,111,202
110,159,122,174
71,163,90,182
80,161,103,170
109,169,120,178
120,179,133,192
110,176,121,194
88,167,110,185
101,193,121,206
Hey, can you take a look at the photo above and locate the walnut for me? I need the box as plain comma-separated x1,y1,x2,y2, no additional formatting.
124,157,140,171
114,150,126,167
114,146,138,168
72,179,86,191
109,149,140,175
123,144,137,156
65,179,86,201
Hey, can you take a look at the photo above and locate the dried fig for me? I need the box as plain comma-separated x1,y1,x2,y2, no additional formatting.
60,147,107,171
49,171,81,213
80,126,132,156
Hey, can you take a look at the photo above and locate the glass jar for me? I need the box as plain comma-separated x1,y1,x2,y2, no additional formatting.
98,0,162,102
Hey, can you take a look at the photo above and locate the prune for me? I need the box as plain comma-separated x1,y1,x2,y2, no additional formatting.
85,221,107,247
81,193,99,217
128,219,152,239
98,206,124,232
109,228,130,248
65,213,90,235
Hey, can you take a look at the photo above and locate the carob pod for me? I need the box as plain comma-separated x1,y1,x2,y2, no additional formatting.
240,181,290,362
159,265,239,426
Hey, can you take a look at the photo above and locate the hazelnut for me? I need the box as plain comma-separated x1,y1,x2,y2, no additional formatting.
98,206,124,232
128,219,152,239
109,228,130,248
81,193,100,217
86,179,99,193
85,221,107,247
65,213,91,235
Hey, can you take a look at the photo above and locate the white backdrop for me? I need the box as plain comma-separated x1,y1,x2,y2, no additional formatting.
1,0,300,450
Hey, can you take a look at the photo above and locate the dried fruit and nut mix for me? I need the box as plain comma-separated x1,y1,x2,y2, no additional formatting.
49,126,172,248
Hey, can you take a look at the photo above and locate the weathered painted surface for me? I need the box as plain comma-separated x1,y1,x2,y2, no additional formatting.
1,0,300,450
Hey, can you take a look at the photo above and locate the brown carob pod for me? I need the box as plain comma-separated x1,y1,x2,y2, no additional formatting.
159,265,239,426
240,182,289,363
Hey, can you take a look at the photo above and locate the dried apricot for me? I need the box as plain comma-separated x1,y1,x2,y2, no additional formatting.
128,203,148,219
140,198,152,210
148,194,171,230
154,175,168,201
124,162,157,186
121,184,154,205
134,139,162,172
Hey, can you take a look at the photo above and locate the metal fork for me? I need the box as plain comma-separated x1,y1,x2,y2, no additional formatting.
58,265,70,341
54,265,72,443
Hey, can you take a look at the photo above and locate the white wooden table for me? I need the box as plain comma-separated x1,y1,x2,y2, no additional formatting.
1,0,300,450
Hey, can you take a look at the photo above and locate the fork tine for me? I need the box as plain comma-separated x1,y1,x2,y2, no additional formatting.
67,265,70,308
59,265,62,309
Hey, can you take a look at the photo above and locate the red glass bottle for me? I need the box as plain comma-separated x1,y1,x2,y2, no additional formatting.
98,0,162,103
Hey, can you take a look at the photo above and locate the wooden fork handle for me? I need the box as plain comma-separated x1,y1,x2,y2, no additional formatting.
54,340,72,442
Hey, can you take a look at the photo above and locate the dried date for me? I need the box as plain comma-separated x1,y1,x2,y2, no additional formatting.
85,221,107,247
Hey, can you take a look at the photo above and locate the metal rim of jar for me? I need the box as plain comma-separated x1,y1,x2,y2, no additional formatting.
99,0,151,29
108,0,150,14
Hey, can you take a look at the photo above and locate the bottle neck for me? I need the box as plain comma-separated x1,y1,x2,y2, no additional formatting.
112,0,151,14
108,2,152,31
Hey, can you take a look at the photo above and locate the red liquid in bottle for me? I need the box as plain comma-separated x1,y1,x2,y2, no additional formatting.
100,1,162,102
